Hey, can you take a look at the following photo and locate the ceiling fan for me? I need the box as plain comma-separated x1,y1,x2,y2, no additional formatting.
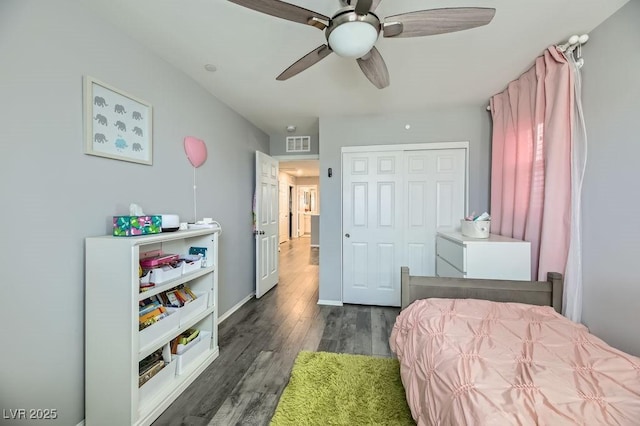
228,0,496,89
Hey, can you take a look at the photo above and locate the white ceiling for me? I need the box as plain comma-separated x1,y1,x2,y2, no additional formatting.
81,0,628,136
279,160,320,177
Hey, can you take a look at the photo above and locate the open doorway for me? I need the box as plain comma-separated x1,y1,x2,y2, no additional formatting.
277,158,320,265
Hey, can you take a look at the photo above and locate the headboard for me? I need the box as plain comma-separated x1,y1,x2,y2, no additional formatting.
401,267,563,313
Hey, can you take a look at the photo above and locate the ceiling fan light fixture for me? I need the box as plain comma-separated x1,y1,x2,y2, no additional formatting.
328,21,378,58
228,0,496,88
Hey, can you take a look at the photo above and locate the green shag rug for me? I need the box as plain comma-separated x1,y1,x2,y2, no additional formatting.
270,351,415,426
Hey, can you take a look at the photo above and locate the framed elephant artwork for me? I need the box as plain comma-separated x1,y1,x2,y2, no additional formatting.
84,76,153,165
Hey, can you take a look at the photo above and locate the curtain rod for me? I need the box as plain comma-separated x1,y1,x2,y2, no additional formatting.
487,33,590,111
557,34,589,53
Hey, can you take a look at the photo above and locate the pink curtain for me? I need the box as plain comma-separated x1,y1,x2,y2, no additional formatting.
490,47,574,281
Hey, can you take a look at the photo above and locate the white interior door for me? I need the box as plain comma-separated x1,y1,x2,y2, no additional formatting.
342,147,467,307
255,151,279,298
343,151,404,306
403,149,466,276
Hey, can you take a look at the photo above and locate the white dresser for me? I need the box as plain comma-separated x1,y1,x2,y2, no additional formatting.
436,231,531,281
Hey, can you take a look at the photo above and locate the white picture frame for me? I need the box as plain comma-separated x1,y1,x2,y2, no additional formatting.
84,76,153,165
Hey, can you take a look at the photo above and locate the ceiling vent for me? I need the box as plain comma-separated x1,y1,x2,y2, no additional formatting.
286,136,311,153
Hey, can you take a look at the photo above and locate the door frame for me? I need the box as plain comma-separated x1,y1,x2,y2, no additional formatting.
273,154,319,239
340,142,469,303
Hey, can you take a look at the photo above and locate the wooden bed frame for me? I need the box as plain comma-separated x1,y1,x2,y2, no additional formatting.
401,266,563,313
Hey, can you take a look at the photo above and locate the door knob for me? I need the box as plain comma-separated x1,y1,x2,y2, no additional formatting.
345,233,350,238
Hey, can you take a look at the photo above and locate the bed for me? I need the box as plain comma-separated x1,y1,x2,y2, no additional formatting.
391,267,640,425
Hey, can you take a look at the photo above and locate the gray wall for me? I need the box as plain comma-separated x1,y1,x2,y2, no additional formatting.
0,1,269,425
318,109,491,302
269,133,320,156
581,0,640,356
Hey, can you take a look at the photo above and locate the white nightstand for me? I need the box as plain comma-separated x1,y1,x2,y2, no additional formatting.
436,231,531,281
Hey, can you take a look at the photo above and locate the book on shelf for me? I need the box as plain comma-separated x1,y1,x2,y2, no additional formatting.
138,360,165,387
163,285,197,308
139,306,166,323
137,287,200,330
139,349,163,372
183,286,197,301
164,290,182,307
139,301,161,316
139,306,168,330
138,348,166,387
174,288,193,305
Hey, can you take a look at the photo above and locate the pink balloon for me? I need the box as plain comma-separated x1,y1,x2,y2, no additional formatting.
184,136,207,168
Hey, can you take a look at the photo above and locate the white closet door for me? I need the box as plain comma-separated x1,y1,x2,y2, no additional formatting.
343,151,404,306
342,147,466,307
404,149,466,276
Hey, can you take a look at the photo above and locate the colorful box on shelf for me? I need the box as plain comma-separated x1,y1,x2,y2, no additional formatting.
113,215,162,237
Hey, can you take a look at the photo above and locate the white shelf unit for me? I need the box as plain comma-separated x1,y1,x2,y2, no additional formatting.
436,231,531,280
85,227,220,426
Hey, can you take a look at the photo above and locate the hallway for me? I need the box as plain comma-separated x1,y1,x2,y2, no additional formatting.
153,237,400,425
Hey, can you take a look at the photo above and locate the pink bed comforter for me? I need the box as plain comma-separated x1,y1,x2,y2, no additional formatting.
390,299,640,425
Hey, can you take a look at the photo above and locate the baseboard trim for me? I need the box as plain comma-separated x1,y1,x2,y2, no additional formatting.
218,292,255,324
76,420,85,426
318,299,343,306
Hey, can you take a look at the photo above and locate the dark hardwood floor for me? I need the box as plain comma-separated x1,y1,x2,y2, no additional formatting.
153,237,400,426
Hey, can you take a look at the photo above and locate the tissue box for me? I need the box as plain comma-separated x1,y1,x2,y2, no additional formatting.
460,219,491,238
113,215,162,237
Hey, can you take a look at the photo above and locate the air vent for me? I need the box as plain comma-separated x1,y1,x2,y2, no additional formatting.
286,136,311,153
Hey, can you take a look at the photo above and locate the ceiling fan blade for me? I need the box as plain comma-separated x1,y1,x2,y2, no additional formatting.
384,7,496,38
356,47,389,89
228,0,329,28
354,0,373,15
277,44,333,81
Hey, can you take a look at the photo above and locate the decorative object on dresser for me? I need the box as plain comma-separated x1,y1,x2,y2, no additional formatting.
436,231,531,281
460,211,492,238
160,214,180,232
85,225,221,426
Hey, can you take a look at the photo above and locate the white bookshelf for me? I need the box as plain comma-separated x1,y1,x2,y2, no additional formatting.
85,227,220,426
